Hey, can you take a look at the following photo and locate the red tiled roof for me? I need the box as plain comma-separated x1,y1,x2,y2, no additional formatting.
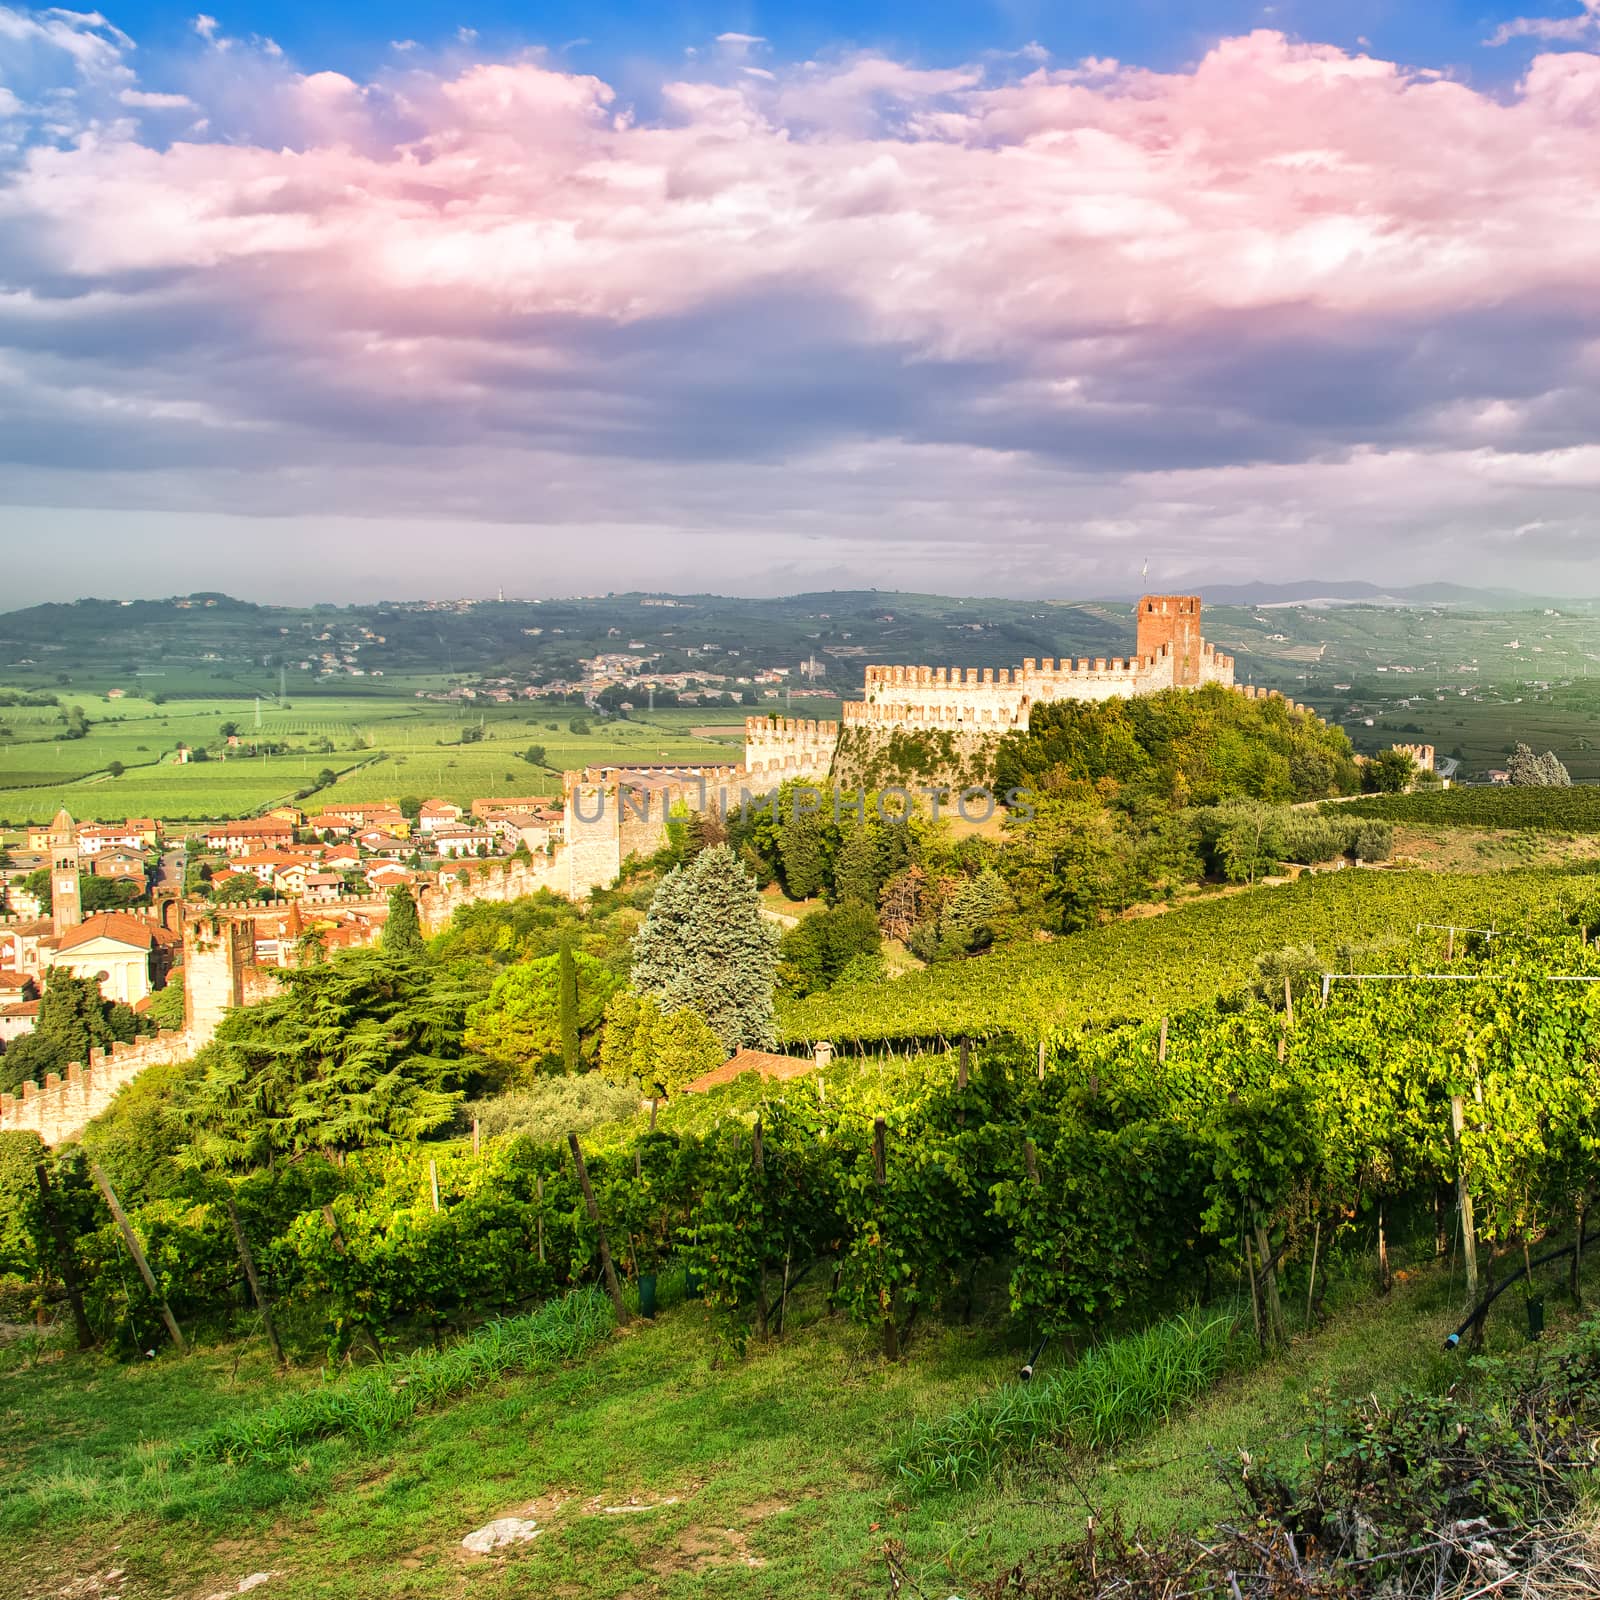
683,1048,817,1095
2,1000,40,1018
54,911,177,953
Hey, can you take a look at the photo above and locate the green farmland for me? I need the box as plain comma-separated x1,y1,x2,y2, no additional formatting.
0,691,822,826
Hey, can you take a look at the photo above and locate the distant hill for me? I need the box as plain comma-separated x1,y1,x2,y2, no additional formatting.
1152,580,1583,610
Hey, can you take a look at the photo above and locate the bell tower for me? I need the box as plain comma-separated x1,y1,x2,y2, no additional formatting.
48,806,82,936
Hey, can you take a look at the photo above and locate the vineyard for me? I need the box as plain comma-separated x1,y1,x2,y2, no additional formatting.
779,865,1598,1046
7,895,1600,1592
11,902,1600,1381
1331,785,1600,831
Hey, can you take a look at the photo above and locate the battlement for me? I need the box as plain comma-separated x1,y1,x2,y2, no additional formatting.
0,1028,193,1144
744,715,839,743
843,698,1031,731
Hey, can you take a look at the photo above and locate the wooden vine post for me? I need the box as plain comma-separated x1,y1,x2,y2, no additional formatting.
1451,1094,1479,1309
1158,1016,1168,1063
873,1117,899,1361
91,1162,186,1356
1036,1038,1046,1082
34,1163,93,1350
428,1160,441,1214
225,1192,285,1368
568,1133,629,1325
471,1118,481,1158
1284,974,1294,1030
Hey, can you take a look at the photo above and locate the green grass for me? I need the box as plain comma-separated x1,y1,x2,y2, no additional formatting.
890,1311,1248,1494
0,1242,1581,1600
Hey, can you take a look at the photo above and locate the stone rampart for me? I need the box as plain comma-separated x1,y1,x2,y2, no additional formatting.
0,1029,193,1145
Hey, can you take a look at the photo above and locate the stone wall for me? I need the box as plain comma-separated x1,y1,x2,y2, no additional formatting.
0,1029,193,1145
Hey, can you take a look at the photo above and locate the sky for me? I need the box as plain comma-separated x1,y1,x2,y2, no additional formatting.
5,3,1600,605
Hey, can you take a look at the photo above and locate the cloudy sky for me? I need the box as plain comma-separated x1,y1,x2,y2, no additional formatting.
5,2,1600,605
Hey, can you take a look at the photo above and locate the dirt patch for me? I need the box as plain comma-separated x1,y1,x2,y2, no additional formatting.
653,1524,765,1575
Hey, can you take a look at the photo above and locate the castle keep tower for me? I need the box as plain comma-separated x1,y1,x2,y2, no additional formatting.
48,806,82,936
1136,596,1204,688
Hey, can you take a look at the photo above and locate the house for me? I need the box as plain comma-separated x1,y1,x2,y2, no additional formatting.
321,842,360,872
46,911,177,1006
234,850,299,885
77,822,150,855
418,799,465,832
273,862,310,897
303,871,346,903
265,805,304,826
432,827,495,859
365,864,417,892
91,847,151,886
0,1000,38,1045
483,807,562,851
306,813,355,838
205,818,295,855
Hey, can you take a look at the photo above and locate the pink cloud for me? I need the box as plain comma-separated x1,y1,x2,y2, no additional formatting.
8,30,1599,340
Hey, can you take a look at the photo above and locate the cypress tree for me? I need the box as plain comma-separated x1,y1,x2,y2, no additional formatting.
558,940,580,1074
382,886,425,957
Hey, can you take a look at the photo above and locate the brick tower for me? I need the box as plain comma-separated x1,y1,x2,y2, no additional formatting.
1135,595,1204,688
48,805,82,936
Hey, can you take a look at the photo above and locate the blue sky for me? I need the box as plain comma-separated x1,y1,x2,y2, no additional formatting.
88,2,1563,83
4,1,1600,604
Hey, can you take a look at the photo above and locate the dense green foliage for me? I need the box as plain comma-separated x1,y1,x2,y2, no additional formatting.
178,950,485,1165
463,948,618,1078
993,685,1359,807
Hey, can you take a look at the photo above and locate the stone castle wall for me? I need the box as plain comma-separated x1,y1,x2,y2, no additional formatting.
0,1029,194,1147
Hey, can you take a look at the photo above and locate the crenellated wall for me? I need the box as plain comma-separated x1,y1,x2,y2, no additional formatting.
0,1029,193,1146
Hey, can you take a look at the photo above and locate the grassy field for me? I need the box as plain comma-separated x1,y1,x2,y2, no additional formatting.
0,689,815,824
0,1240,1576,1600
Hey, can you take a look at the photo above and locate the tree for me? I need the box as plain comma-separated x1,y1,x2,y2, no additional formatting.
106,760,125,778
464,949,619,1078
558,941,580,1073
382,886,425,957
599,990,722,1102
82,874,143,912
630,844,779,1050
523,745,548,767
0,971,136,1095
832,826,883,909
179,948,481,1165
569,716,591,736
1507,742,1572,786
316,767,337,788
778,903,881,997
1363,747,1417,794
396,795,423,820
776,806,830,900
219,720,239,739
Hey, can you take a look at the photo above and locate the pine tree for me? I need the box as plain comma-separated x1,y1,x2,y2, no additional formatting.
630,844,779,1051
382,886,425,956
